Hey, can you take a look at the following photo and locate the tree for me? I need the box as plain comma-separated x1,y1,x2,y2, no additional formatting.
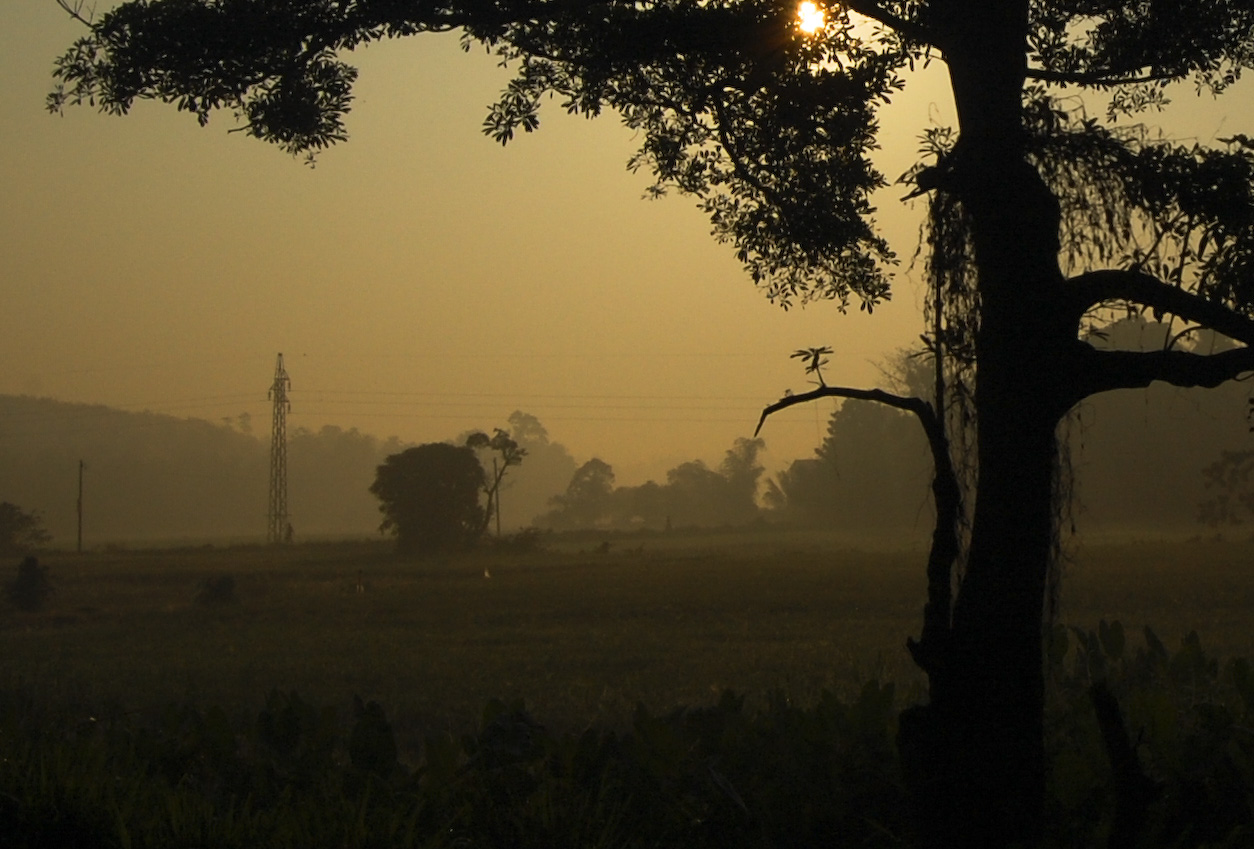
770,401,931,533
0,502,51,556
51,2,1254,844
465,428,526,537
503,411,578,528
370,443,485,555
543,458,616,530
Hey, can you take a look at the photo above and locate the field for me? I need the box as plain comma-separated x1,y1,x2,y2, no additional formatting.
5,528,1254,746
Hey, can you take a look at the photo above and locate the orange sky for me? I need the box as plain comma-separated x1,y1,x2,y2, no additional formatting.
2,4,1247,485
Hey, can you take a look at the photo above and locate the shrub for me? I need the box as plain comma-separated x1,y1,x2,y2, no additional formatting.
194,575,237,607
5,556,52,611
489,528,546,554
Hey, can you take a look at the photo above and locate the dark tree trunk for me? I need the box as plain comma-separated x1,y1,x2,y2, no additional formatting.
899,2,1078,846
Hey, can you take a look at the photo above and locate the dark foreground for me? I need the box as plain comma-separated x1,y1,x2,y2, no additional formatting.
3,533,1254,846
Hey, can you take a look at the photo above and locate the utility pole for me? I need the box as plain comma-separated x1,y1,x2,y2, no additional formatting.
267,353,291,544
77,459,85,554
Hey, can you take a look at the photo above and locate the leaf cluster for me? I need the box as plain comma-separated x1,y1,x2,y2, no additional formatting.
1029,0,1254,102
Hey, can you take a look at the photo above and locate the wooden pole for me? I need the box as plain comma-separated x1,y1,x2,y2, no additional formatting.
77,459,84,554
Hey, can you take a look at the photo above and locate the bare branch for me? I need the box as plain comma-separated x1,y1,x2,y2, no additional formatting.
56,0,95,26
754,384,930,437
755,382,960,679
1068,269,1254,347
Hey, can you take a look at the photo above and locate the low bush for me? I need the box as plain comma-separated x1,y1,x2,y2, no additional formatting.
4,556,52,612
488,527,547,554
193,574,237,607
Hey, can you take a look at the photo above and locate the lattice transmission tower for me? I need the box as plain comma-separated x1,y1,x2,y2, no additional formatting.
267,353,292,544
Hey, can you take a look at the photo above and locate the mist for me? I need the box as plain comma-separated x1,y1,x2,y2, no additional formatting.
3,318,1248,549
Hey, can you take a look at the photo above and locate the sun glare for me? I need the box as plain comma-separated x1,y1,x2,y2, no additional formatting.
797,1,826,34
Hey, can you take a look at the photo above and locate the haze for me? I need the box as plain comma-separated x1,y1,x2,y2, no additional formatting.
2,3,1252,544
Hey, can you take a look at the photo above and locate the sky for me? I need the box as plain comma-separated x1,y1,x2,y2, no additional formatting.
2,3,1250,487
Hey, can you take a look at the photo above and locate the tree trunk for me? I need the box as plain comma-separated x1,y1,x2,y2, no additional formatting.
898,2,1077,845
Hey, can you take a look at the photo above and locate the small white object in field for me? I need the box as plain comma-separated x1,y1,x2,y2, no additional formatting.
484,568,491,579
356,569,365,593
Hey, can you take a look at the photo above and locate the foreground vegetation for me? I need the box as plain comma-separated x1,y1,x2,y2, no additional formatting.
4,532,1254,845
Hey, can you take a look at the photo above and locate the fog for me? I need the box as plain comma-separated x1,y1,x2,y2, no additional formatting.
4,6,1254,547
4,315,1250,548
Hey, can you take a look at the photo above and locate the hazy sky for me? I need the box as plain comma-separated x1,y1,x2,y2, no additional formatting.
3,4,1249,485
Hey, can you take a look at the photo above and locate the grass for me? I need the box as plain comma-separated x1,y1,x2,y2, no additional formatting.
4,529,1253,748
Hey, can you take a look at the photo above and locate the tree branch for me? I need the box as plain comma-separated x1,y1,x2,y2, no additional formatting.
842,0,937,48
754,385,930,436
756,384,960,680
55,0,94,26
1073,343,1254,398
1068,269,1254,347
1025,66,1180,86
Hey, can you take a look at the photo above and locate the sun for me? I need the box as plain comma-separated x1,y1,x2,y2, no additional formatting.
797,1,826,34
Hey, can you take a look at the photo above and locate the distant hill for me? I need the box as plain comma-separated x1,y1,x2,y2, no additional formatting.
0,396,404,546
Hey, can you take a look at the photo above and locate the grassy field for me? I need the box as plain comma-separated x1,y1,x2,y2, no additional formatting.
4,529,1253,749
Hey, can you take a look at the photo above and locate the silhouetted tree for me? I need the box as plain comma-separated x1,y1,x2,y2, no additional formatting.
465,428,526,536
52,2,1254,843
771,402,931,533
370,444,486,555
1198,449,1254,528
0,503,51,556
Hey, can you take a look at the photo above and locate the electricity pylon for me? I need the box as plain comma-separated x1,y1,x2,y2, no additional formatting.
267,353,291,544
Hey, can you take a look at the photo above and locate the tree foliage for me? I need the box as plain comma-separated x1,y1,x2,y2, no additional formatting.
370,443,486,555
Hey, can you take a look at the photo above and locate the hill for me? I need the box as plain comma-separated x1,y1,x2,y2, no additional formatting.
0,396,400,545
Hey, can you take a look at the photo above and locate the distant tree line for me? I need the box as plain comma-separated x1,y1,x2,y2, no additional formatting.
5,329,1251,548
537,437,767,531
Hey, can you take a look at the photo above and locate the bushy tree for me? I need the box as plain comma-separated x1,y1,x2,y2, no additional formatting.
542,458,616,531
0,502,51,556
370,444,485,555
51,0,1254,842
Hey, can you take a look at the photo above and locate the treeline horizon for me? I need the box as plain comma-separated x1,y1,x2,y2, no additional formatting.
2,316,1252,548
